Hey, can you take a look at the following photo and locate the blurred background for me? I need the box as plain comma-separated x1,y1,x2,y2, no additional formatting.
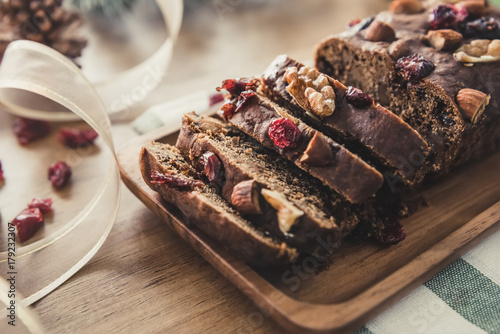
78,0,389,120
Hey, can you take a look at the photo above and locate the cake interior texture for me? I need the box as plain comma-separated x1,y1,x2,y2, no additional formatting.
260,55,431,189
178,114,356,234
142,142,300,266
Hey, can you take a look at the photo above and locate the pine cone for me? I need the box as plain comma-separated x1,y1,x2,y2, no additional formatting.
0,0,87,59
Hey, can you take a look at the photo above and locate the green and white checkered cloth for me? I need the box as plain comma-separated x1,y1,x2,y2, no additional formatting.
357,227,500,334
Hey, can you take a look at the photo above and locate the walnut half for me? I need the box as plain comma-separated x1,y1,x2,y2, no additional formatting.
284,66,336,118
454,39,500,64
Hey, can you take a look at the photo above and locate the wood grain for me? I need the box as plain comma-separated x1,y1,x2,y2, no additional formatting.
118,124,500,333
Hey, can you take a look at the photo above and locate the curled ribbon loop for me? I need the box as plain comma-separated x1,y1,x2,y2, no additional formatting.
0,0,183,122
0,0,182,331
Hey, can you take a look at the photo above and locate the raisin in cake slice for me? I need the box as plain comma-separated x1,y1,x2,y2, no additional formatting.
176,112,361,253
216,79,384,203
140,143,299,266
315,0,500,177
261,54,431,188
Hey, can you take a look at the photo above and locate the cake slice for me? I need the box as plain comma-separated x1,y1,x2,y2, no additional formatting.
315,0,500,177
176,112,362,253
261,55,431,189
216,79,384,203
140,143,299,266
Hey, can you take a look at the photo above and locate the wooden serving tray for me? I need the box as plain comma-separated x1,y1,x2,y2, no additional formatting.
118,124,500,333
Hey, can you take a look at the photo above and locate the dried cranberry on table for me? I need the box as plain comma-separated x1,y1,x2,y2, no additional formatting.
268,118,302,149
12,117,51,145
48,161,72,189
58,127,98,148
345,87,374,108
395,54,435,84
197,152,225,187
151,170,202,190
11,198,53,243
28,198,53,214
12,208,44,243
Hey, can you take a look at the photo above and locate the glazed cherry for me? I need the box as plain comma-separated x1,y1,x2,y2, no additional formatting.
268,118,301,149
58,127,98,148
346,87,374,108
28,198,53,214
12,117,51,145
396,54,435,84
12,208,44,243
48,161,72,189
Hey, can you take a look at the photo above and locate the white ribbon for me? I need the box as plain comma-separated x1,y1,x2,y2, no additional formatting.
0,0,183,331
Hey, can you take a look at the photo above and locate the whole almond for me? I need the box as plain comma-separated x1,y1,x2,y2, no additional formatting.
390,0,424,14
231,180,263,215
365,20,396,42
456,0,486,17
456,88,490,123
426,29,463,51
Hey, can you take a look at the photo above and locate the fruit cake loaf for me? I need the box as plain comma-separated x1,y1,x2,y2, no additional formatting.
140,142,299,266
176,113,360,253
315,0,500,177
216,79,384,203
260,54,431,188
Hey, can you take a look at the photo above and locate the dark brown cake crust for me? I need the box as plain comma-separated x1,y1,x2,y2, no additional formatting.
140,143,299,266
220,87,384,203
175,113,359,253
261,55,431,187
315,1,500,177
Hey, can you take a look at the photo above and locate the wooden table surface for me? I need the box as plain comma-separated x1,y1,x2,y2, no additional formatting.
1,1,388,332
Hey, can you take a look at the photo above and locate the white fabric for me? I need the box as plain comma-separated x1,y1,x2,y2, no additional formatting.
367,286,487,334
462,229,500,286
